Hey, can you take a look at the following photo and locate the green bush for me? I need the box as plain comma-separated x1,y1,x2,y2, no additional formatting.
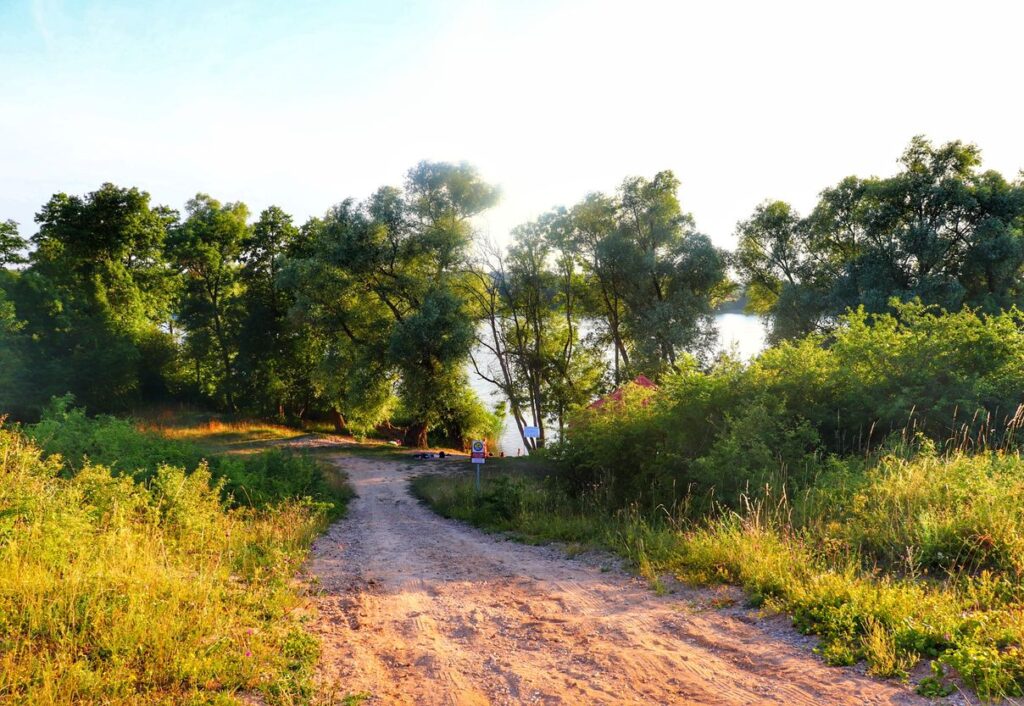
561,303,1024,512
831,451,1024,576
479,475,528,521
25,397,348,515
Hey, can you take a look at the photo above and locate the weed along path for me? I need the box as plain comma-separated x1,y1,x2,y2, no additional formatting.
307,455,923,706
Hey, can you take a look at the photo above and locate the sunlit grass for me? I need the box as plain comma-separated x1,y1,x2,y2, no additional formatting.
0,427,336,705
413,453,1024,700
142,419,308,452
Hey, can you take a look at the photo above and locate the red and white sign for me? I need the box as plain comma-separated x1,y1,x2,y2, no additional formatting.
470,439,486,464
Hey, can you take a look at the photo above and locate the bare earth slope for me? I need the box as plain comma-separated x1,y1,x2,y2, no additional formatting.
308,455,923,705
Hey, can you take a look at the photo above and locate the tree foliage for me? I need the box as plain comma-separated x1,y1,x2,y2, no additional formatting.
6,140,1022,459
563,302,1024,509
0,220,27,266
737,137,1024,342
2,184,178,411
468,213,604,452
570,172,731,380
166,194,249,411
283,161,500,445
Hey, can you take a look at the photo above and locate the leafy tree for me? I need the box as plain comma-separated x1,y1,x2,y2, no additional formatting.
570,172,730,380
735,200,826,341
389,286,476,444
0,222,30,413
0,276,30,416
737,137,1024,341
287,162,499,446
544,211,606,431
281,201,400,434
393,162,500,445
569,193,630,381
468,214,604,452
5,184,177,413
31,184,177,328
166,195,249,411
0,220,27,266
235,206,312,418
614,171,731,372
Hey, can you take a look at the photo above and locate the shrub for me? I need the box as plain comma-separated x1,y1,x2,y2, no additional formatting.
560,303,1024,514
831,451,1024,576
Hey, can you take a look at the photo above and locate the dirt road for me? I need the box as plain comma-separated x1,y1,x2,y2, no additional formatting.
308,455,924,705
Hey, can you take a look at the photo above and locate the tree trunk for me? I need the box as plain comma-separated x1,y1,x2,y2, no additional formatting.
210,309,236,412
330,408,346,434
404,421,429,448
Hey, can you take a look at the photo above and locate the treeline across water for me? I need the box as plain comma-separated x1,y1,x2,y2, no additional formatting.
2,136,1024,451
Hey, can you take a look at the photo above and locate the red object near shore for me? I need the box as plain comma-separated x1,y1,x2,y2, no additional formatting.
587,375,658,410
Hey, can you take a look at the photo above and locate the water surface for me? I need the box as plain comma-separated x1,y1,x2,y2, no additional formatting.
470,313,767,456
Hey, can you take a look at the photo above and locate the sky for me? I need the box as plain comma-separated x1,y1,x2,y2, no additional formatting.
2,0,1023,250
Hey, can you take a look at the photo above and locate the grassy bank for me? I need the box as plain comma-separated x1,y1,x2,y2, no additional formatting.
0,407,352,705
413,450,1024,699
28,399,350,513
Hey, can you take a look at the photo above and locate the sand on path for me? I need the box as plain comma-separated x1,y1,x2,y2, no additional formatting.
308,455,924,705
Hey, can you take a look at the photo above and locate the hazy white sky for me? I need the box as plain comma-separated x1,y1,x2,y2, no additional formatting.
2,0,1023,249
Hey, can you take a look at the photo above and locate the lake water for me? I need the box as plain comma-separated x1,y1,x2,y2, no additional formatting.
470,313,767,456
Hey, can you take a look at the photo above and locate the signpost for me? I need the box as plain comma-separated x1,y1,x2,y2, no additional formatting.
523,426,540,439
470,439,486,492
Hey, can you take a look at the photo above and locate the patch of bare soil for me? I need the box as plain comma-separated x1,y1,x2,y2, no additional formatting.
306,455,929,705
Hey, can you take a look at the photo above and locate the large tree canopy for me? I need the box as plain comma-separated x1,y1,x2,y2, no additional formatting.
166,194,250,411
3,184,178,410
569,171,731,381
0,220,27,266
737,137,1024,342
8,143,1021,454
284,161,500,445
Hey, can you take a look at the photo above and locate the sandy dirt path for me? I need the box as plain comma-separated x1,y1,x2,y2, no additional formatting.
308,455,925,705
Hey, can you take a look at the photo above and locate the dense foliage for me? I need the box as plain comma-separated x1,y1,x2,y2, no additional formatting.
560,302,1024,510
468,171,730,450
27,397,347,511
0,162,732,450
0,167,509,446
736,136,1024,343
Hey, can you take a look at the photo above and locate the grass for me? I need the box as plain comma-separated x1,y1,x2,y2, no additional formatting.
144,419,308,453
27,401,351,513
412,450,1024,700
1,405,356,705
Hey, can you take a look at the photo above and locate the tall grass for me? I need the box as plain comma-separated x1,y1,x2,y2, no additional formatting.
0,430,323,703
0,414,348,704
142,418,308,449
414,450,1024,699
